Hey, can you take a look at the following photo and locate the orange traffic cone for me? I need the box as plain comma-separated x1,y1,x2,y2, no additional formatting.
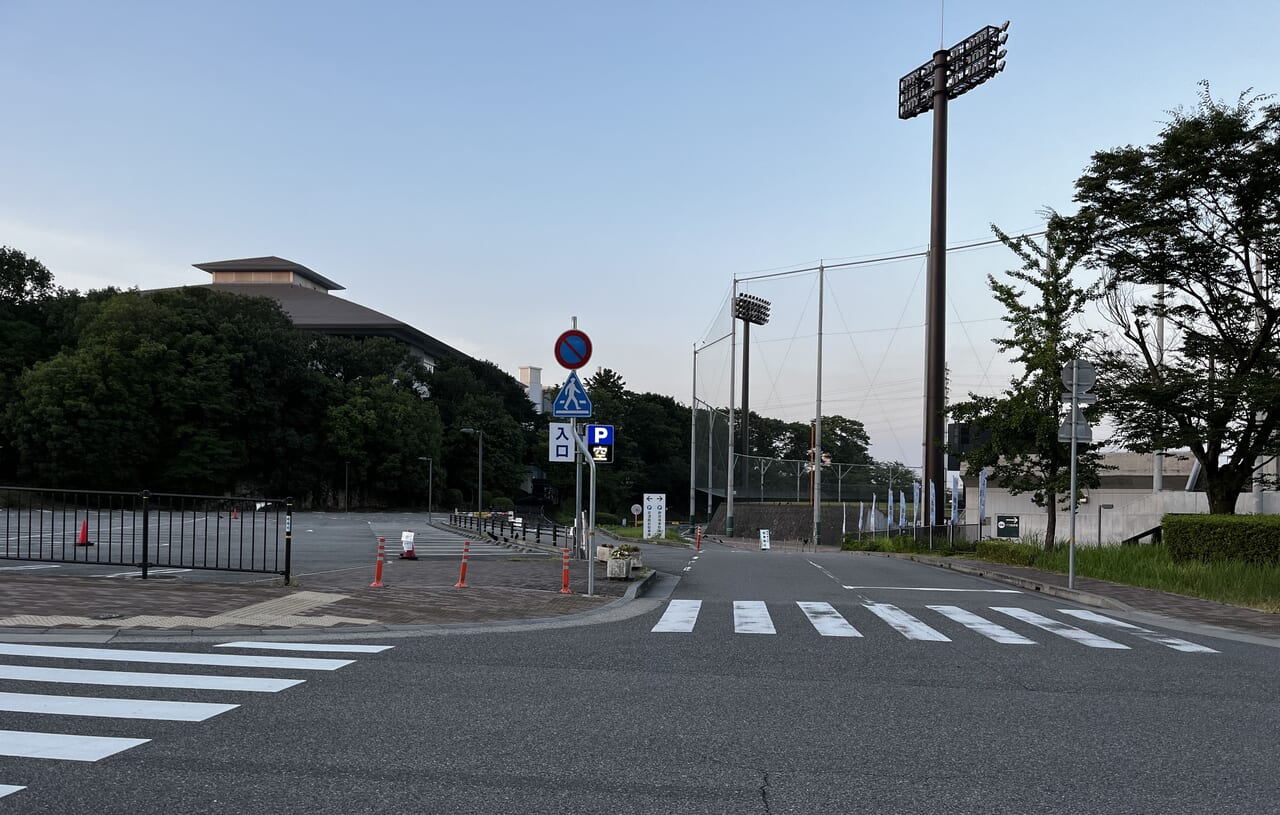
76,519,94,547
231,507,239,520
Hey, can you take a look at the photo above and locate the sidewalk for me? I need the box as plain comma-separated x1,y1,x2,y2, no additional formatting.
0,554,643,638
703,535,1280,639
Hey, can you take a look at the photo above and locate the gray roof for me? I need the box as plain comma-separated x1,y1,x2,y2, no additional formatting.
193,256,344,292
199,282,467,363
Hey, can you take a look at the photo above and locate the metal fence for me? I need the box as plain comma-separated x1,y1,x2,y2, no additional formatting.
0,486,292,580
448,512,574,549
843,522,983,551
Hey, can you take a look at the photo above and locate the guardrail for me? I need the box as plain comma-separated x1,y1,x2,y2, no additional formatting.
448,512,572,549
0,486,292,580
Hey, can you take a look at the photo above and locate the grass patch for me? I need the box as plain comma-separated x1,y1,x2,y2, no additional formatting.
598,524,649,540
973,541,1280,613
842,534,974,556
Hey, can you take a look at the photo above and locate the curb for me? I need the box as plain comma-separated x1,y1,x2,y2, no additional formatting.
864,551,1134,612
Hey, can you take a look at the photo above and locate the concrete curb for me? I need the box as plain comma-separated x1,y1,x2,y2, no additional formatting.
863,551,1135,612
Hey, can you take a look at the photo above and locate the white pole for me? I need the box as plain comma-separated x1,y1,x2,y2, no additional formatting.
1068,359,1080,589
690,343,697,525
726,280,739,537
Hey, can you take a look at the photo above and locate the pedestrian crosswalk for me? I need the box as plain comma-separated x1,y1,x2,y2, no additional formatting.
650,600,1218,653
0,639,393,801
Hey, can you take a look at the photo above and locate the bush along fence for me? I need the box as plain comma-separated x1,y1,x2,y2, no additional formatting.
0,486,292,580
842,522,982,553
1164,513,1280,565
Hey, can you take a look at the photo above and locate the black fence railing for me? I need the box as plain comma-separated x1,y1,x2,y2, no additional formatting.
0,486,292,580
448,512,573,549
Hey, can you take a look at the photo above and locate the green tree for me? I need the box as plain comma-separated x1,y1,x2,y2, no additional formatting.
1054,85,1280,514
949,223,1105,549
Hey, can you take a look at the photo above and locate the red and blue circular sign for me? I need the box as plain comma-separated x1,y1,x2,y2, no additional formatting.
554,329,592,369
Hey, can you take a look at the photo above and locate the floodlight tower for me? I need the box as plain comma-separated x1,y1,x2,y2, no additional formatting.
898,20,1009,526
734,293,772,472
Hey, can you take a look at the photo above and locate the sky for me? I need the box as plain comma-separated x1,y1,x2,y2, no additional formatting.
3,0,1278,465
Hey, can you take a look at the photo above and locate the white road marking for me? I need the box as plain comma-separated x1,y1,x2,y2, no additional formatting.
797,602,862,637
651,600,702,633
733,601,776,634
0,565,59,572
1057,609,1218,653
0,730,150,761
0,691,237,722
0,665,303,692
991,607,1129,649
0,643,354,671
214,642,393,653
863,603,951,641
927,605,1037,645
88,568,192,579
844,586,1021,593
0,785,25,798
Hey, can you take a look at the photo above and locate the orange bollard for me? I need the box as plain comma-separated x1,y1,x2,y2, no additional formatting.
232,506,238,520
454,540,470,588
696,525,702,551
370,537,386,588
560,547,571,594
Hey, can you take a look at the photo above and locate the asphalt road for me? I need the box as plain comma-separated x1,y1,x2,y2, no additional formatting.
2,539,1278,814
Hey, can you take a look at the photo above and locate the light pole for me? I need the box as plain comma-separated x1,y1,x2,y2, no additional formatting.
460,428,484,514
1097,503,1114,545
418,456,433,521
899,20,1009,526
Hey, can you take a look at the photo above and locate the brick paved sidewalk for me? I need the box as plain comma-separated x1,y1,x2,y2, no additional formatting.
0,555,636,633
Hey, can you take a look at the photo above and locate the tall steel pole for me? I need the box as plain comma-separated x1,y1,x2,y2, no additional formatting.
725,280,739,537
812,264,825,547
690,343,698,525
923,48,949,527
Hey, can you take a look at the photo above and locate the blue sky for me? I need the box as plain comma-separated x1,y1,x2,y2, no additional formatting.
3,1,1278,463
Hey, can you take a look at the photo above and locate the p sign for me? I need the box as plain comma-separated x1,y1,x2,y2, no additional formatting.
585,424,614,464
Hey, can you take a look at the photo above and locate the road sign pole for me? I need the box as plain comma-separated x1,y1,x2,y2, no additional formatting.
572,417,582,559
1068,359,1079,590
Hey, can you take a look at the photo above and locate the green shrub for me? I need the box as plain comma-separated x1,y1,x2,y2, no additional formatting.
974,540,1041,567
491,497,515,512
1165,513,1280,565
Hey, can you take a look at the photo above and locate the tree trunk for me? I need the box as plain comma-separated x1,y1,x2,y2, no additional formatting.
1043,491,1057,551
1204,466,1247,515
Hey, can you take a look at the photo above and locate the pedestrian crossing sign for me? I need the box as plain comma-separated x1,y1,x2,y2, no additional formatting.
552,370,592,418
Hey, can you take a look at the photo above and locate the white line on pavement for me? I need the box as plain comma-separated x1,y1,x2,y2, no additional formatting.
0,730,150,762
844,586,1022,593
214,642,394,653
991,607,1129,649
927,605,1037,644
1057,609,1218,653
797,602,862,637
863,603,951,641
651,600,701,633
0,785,25,798
0,665,303,692
0,691,238,722
0,643,354,671
733,601,776,635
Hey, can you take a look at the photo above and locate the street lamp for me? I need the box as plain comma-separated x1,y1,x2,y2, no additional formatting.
460,428,484,514
899,20,1010,526
418,456,433,521
1098,503,1114,545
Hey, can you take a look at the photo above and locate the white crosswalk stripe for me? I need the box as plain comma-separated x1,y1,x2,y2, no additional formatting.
927,605,1037,645
864,603,951,641
651,599,702,632
1057,609,1219,653
797,602,862,637
0,639,393,798
648,600,1217,654
990,607,1130,649
733,601,775,634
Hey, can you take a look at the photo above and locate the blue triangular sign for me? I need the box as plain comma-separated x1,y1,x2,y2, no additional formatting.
552,370,593,418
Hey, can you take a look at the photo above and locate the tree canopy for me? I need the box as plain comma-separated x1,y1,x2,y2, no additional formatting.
1054,84,1280,513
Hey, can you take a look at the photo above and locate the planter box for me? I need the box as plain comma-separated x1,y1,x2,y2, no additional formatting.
606,558,633,579
596,545,614,562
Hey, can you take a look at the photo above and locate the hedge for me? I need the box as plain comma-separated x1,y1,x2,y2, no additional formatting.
1164,514,1280,565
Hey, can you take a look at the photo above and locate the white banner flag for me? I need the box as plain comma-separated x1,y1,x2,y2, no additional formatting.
978,468,988,525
